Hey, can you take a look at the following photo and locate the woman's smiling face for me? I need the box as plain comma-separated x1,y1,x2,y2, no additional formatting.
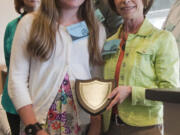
114,0,144,20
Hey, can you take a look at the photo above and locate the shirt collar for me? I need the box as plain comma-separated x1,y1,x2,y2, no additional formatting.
114,18,154,39
136,18,154,37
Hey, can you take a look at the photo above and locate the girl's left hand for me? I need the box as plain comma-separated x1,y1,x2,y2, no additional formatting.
106,86,132,110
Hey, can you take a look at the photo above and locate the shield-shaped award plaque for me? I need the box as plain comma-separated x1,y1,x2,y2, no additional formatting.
75,78,114,115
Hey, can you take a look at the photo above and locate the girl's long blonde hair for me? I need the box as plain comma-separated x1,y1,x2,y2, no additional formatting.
27,0,103,65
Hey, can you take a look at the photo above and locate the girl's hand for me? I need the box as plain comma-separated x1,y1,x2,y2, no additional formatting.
106,86,132,110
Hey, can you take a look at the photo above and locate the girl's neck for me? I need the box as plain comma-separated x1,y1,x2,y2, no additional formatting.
123,16,144,34
59,8,81,26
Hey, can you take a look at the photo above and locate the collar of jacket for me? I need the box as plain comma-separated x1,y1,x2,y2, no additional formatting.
108,18,154,41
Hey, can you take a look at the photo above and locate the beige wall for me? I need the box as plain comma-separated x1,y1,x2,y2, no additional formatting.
0,0,18,65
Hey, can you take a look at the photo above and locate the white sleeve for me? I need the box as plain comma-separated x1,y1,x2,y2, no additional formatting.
8,14,34,110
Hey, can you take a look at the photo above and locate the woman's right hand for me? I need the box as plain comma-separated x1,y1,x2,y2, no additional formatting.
106,86,132,110
37,130,49,135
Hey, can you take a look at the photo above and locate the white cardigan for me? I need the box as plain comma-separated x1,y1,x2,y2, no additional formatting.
8,13,106,125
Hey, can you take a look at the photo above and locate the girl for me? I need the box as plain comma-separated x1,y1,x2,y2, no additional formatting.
8,0,106,135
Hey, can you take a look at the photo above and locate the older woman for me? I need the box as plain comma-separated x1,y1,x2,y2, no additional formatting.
1,0,40,134
102,0,179,135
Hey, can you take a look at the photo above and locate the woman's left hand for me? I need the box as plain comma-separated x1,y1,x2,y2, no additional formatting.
106,86,132,110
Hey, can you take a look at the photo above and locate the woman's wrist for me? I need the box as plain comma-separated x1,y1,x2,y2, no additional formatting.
127,86,132,94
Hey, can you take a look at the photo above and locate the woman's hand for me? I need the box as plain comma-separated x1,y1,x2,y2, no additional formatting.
106,86,132,110
37,130,49,135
